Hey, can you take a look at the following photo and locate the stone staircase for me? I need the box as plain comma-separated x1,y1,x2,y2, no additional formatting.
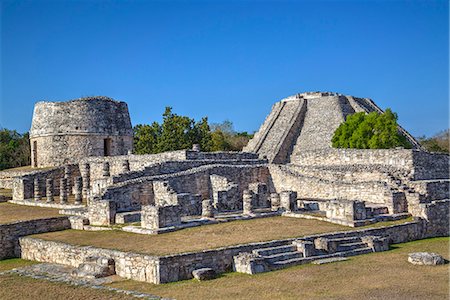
234,235,388,274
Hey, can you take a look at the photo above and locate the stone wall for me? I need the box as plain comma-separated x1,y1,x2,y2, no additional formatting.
419,200,450,237
158,220,426,283
411,151,449,180
291,148,416,170
16,218,446,284
102,164,271,217
19,237,160,283
0,217,70,259
270,165,399,208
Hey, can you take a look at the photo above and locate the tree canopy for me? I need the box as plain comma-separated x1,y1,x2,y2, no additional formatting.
331,109,412,149
133,108,252,154
0,129,30,170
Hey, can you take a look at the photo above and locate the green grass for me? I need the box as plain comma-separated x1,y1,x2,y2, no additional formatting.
107,237,449,300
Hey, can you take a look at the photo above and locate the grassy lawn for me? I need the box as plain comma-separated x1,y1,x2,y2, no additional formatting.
33,216,412,256
0,202,62,224
0,274,136,300
107,237,450,300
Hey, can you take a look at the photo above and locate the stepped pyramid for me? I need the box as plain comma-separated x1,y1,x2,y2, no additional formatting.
244,92,421,163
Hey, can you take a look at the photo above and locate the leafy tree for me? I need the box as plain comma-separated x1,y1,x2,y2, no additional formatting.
0,129,30,170
158,107,195,152
133,122,161,154
332,109,412,149
192,117,213,152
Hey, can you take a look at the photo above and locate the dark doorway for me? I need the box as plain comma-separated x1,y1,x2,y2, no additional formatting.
104,138,111,156
33,141,38,167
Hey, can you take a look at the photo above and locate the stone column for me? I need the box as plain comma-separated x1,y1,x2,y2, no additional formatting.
202,199,214,218
192,144,201,151
103,162,110,177
121,160,130,173
46,178,54,203
60,177,68,204
243,189,254,215
64,165,71,194
280,191,297,212
270,193,280,211
34,178,41,201
81,163,90,200
74,176,83,205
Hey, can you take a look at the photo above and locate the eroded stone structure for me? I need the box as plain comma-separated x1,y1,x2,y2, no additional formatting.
0,92,448,284
30,96,133,167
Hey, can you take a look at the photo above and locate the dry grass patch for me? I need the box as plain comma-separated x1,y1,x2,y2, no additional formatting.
34,217,412,256
0,202,61,224
34,217,352,255
0,274,136,300
108,237,449,300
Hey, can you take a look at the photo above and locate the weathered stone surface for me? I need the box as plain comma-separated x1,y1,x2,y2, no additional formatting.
30,96,133,167
408,252,446,265
192,268,216,281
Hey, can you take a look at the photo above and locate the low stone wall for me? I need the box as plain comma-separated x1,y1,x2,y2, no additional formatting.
291,149,449,181
19,237,160,283
16,219,445,284
270,165,397,207
0,217,70,259
157,220,426,283
420,200,450,238
291,149,415,170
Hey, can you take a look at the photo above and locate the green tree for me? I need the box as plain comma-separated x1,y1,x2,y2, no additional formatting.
158,107,195,152
0,129,31,170
332,109,412,149
192,117,213,152
133,122,161,154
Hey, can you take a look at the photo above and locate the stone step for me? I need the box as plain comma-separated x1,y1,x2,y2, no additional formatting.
337,242,367,252
327,236,362,244
263,251,303,263
253,244,296,256
271,247,373,270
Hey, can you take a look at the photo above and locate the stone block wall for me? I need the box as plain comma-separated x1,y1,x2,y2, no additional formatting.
102,164,271,217
141,205,181,229
0,217,70,259
88,200,116,226
19,238,160,283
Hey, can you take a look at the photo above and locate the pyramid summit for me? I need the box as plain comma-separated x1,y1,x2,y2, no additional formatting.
244,92,421,163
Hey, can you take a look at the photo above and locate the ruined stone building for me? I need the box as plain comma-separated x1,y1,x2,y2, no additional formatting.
30,96,133,167
0,92,448,284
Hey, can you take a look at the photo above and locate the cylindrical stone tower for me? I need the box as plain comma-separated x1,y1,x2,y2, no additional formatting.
29,96,133,167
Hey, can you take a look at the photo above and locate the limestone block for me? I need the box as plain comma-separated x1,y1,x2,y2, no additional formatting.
314,237,338,253
233,252,268,274
88,199,116,226
202,199,214,218
361,235,389,252
292,240,315,257
280,191,297,212
270,193,280,211
192,268,216,281
141,205,181,230
408,252,446,265
242,189,254,215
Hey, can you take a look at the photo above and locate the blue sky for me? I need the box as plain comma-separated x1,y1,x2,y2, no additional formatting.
1,0,448,137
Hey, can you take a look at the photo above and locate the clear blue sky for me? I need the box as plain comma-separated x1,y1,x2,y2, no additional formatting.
1,0,448,137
